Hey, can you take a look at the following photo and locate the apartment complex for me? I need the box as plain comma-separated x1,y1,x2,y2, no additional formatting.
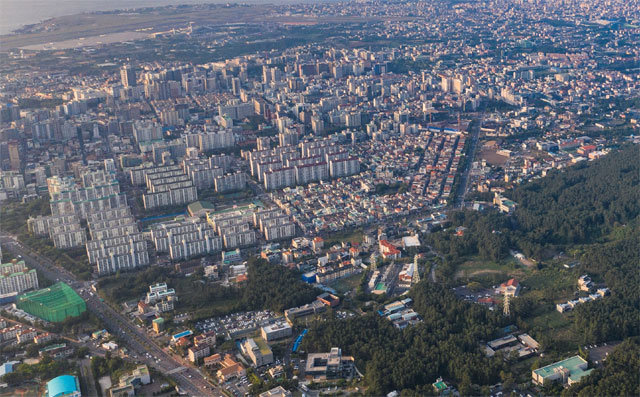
253,208,296,242
0,260,39,295
245,137,360,191
86,207,149,276
207,210,257,249
151,217,222,260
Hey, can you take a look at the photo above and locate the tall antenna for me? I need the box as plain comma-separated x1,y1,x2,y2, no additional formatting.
412,254,421,284
503,294,511,317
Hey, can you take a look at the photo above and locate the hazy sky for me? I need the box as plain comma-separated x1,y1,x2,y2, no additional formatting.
0,0,315,35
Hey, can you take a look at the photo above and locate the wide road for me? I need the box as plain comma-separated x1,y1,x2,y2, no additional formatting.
454,115,484,208
0,234,222,397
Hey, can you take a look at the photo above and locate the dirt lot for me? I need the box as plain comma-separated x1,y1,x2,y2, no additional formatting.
479,148,509,166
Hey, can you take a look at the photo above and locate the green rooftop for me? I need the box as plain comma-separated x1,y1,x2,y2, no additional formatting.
569,368,594,383
534,355,588,379
254,337,272,355
433,380,447,391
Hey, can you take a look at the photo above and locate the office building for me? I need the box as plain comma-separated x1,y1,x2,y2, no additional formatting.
240,338,273,367
120,65,137,87
532,356,593,387
261,322,292,342
305,348,355,380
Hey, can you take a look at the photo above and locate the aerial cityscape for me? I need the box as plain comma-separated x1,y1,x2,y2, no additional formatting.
0,0,638,396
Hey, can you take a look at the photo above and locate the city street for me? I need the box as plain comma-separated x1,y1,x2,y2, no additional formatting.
0,234,222,397
454,116,483,208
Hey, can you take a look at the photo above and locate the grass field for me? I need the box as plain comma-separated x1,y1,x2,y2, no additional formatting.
521,266,577,302
329,273,363,294
323,229,364,246
455,258,531,287
0,384,40,397
528,308,571,330
523,302,581,353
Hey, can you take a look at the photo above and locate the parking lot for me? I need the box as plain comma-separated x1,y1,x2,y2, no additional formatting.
195,310,281,337
452,285,496,302
222,376,250,397
587,341,620,366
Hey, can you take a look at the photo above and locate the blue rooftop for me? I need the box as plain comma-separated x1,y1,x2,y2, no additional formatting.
0,361,19,376
46,375,79,397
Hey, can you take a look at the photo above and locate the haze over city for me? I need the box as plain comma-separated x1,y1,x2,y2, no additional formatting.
0,1,638,396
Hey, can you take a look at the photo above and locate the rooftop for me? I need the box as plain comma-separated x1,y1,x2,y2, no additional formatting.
46,375,79,397
534,355,588,379
254,337,273,355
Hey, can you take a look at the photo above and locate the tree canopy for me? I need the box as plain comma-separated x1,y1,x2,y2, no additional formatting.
302,281,507,395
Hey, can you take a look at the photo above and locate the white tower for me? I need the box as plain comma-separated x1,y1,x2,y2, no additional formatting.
503,294,511,317
412,254,421,285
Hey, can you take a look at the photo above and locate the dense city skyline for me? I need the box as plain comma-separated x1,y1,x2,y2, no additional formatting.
0,1,638,396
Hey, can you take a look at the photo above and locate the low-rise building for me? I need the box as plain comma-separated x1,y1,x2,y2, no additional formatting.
285,300,326,323
119,364,151,387
194,330,217,348
261,322,292,342
16,328,37,344
109,384,135,397
379,240,401,260
39,343,74,359
216,354,246,382
497,278,521,297
34,332,54,345
204,353,222,367
305,347,355,380
532,356,593,387
259,386,292,397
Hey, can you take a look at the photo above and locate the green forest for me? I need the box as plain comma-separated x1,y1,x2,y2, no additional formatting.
302,282,507,395
303,145,640,395
98,256,318,320
509,144,639,256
